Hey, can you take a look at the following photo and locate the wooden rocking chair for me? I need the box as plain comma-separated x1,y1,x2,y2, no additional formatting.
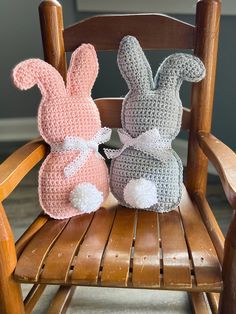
0,0,235,313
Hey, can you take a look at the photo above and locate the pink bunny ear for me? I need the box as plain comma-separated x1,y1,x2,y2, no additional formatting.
12,59,66,98
66,44,98,96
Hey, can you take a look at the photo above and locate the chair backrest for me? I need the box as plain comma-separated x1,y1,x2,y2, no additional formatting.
38,0,221,197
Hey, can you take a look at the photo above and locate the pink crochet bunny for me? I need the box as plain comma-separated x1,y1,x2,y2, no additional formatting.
13,44,111,219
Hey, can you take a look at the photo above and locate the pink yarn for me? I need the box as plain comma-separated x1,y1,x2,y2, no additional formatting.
13,44,110,219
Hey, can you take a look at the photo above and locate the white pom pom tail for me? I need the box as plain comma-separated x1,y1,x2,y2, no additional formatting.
124,178,157,208
70,183,103,213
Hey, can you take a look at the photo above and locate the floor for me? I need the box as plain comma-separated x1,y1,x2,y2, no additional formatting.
2,164,233,313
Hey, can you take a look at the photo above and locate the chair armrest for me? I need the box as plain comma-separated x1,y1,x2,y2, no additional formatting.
0,138,48,202
198,132,236,208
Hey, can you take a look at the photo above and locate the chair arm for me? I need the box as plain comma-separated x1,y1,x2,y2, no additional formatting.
0,138,48,202
198,132,236,208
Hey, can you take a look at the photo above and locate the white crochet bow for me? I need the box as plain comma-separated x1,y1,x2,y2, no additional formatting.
104,128,172,161
51,127,112,177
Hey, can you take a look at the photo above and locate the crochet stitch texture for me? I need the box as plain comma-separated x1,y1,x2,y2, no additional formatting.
107,35,206,212
13,44,110,219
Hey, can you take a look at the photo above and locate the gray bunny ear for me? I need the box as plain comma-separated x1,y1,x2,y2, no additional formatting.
154,53,206,88
117,36,154,91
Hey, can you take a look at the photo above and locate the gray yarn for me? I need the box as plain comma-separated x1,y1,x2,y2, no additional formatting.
109,35,206,212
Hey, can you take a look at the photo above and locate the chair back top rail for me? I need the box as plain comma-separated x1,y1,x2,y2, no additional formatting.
63,14,195,52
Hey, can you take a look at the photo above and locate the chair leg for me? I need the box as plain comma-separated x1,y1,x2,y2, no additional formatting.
206,292,219,314
0,204,24,314
188,292,209,314
47,286,76,314
219,211,236,314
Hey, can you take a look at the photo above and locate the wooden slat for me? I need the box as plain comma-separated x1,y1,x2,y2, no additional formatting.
64,14,195,51
179,187,222,289
132,210,160,287
194,193,224,265
24,284,46,314
188,292,210,314
47,286,76,314
95,98,191,130
40,213,94,283
206,292,219,314
14,218,69,282
16,214,48,258
159,209,192,288
71,207,116,285
101,207,136,286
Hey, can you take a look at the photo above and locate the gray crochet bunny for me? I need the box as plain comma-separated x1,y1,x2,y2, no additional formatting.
105,35,206,212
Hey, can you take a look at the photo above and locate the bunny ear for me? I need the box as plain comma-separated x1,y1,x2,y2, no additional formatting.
117,36,154,91
155,53,206,88
12,59,66,98
181,54,206,82
66,44,98,96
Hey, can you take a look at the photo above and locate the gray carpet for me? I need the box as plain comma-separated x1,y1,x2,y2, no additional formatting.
2,166,232,313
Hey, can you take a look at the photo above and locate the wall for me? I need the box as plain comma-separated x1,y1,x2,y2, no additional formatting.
0,0,235,149
0,0,77,120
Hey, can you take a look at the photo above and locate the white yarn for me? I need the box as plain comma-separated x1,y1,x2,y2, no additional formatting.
70,183,104,213
51,127,111,177
104,128,172,161
124,178,157,208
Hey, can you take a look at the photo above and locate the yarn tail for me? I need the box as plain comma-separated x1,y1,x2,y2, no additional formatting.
70,183,103,213
123,178,157,209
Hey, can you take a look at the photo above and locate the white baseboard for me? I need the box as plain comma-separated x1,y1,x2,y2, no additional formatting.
0,117,217,175
0,117,39,141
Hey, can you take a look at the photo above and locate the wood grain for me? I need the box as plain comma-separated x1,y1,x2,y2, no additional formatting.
132,211,160,287
15,218,69,282
193,192,224,265
40,214,93,283
179,187,222,289
188,292,209,314
0,203,24,314
101,207,136,286
64,14,195,52
13,192,223,293
16,214,48,258
219,211,236,314
206,292,219,314
198,132,236,208
186,0,221,196
47,286,76,314
24,284,46,314
39,0,67,80
159,209,191,288
71,208,116,285
0,138,48,202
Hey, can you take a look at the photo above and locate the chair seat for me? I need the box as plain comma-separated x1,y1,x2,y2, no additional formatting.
14,187,222,291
